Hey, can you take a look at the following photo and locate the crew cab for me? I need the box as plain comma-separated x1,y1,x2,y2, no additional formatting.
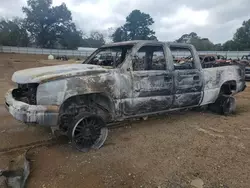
5,41,246,151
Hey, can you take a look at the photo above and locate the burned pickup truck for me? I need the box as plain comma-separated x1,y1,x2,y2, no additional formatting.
5,41,246,151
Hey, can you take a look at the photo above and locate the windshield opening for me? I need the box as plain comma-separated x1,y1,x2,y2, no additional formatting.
83,45,134,68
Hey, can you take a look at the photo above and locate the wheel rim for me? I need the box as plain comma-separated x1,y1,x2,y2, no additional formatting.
72,116,108,151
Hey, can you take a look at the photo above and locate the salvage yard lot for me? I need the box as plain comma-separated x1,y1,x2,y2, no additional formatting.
0,53,250,188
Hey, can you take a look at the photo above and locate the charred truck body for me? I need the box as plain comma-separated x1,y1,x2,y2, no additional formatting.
5,41,246,151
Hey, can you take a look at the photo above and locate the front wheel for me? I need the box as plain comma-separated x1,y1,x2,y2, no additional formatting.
68,113,108,152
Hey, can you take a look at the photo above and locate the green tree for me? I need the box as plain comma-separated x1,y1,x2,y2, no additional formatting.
22,0,82,49
112,27,127,42
214,43,223,51
81,31,105,48
89,31,105,45
0,18,29,46
176,32,199,43
59,28,83,49
193,38,215,51
223,40,238,51
233,19,250,50
175,32,216,51
222,19,250,51
112,9,157,42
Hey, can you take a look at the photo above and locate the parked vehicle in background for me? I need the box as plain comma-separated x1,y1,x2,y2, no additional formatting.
5,40,246,152
239,55,250,80
239,55,250,65
198,54,234,68
199,55,216,68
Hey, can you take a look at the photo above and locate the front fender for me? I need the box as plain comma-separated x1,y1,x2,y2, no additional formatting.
36,73,119,105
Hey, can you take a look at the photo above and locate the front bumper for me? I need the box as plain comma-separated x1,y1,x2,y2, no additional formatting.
5,89,59,126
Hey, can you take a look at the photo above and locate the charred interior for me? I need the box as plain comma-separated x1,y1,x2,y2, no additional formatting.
12,83,39,105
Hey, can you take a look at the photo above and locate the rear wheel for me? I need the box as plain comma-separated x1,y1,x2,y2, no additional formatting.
209,95,236,115
222,96,236,115
68,113,108,152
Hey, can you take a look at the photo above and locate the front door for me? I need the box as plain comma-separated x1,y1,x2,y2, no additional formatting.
123,44,174,116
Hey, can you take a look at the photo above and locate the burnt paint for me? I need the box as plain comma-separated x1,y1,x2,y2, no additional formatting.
201,65,246,105
122,96,173,116
121,70,174,115
173,92,201,108
138,89,172,97
173,69,203,108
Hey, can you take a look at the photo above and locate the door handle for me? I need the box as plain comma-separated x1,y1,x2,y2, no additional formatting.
135,89,140,92
193,75,199,80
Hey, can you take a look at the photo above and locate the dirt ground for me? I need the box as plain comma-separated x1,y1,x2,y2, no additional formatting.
0,53,250,188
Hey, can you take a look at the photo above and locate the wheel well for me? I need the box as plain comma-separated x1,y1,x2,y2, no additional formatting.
220,80,236,95
58,93,114,131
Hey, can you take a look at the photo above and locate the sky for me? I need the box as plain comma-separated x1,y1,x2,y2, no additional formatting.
0,0,250,43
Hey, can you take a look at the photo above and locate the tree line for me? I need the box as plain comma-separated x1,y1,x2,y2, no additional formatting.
175,22,250,51
0,0,105,49
0,0,250,50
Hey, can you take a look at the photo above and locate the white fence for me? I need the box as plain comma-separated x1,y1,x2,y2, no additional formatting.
174,51,250,59
0,46,250,59
0,46,95,57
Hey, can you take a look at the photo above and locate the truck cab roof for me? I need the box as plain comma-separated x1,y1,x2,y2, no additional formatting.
102,40,194,48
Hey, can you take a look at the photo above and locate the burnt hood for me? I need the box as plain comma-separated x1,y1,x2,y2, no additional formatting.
12,64,106,84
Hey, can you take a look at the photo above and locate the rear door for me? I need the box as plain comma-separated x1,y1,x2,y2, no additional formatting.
170,45,203,108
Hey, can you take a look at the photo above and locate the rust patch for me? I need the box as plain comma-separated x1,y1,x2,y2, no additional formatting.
45,105,59,113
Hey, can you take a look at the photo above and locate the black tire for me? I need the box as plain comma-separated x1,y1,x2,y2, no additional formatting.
209,96,236,115
68,112,108,152
222,96,236,115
